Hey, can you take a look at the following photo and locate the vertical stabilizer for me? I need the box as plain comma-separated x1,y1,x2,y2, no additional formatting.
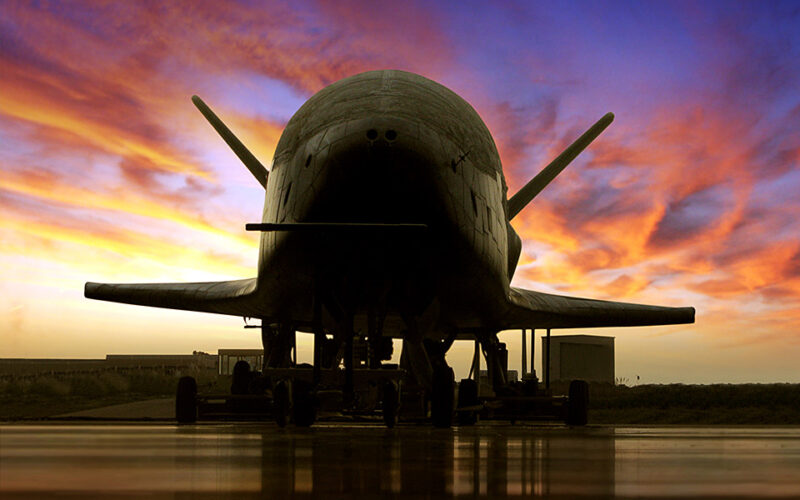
192,95,269,188
507,112,613,220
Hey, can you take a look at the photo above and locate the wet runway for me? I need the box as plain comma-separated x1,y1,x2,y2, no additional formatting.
2,424,800,498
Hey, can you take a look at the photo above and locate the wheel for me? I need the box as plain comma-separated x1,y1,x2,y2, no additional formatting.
566,379,589,426
273,380,291,427
382,380,400,428
456,378,478,426
430,366,455,428
231,360,252,395
175,376,197,424
292,379,316,427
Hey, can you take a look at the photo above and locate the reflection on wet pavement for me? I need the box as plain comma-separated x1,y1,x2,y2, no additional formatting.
1,424,800,497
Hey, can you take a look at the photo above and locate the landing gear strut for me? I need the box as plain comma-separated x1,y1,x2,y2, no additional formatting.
430,365,455,427
424,337,455,428
273,379,291,427
382,380,400,428
175,376,197,424
292,379,316,427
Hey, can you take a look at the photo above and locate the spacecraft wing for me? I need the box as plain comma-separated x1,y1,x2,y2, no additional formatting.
507,112,614,220
84,278,261,317
504,286,695,329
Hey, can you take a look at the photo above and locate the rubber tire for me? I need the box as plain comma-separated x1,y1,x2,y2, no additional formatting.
456,378,478,426
383,380,400,428
431,367,455,428
231,360,252,395
273,380,291,427
292,380,316,428
176,376,197,424
566,379,589,426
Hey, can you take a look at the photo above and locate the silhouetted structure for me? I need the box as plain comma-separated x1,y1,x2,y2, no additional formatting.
217,349,263,375
85,70,694,427
542,335,614,383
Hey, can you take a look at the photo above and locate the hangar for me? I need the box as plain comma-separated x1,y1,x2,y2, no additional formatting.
542,335,615,384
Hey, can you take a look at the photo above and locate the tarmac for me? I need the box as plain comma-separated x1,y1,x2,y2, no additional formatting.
55,397,175,419
2,422,800,498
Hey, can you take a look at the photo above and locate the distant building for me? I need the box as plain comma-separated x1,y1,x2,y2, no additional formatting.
541,335,614,383
0,352,217,380
218,349,264,375
105,351,217,370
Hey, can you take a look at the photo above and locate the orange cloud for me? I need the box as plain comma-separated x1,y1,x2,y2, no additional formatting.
0,167,257,254
0,59,210,179
0,212,253,279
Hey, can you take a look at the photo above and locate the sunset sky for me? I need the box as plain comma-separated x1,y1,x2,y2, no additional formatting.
1,1,799,383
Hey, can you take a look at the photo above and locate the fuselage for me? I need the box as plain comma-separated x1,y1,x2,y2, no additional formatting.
255,70,521,335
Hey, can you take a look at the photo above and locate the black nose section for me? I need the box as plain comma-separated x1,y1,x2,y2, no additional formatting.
306,125,445,225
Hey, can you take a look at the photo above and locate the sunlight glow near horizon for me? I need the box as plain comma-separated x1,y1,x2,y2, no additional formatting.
1,1,799,383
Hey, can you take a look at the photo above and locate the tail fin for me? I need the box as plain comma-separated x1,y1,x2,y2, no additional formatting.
192,95,269,188
507,112,614,220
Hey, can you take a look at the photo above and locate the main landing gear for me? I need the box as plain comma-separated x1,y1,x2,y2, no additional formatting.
174,328,589,428
450,331,590,426
175,376,197,424
421,338,456,428
259,315,403,429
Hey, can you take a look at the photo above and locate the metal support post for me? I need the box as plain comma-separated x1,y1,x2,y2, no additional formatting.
260,325,270,372
292,330,297,366
312,292,323,386
344,315,355,401
470,339,480,380
545,328,551,389
521,328,527,377
471,339,480,395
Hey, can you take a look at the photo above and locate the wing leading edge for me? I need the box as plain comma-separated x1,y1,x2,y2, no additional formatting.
504,287,695,329
84,278,260,317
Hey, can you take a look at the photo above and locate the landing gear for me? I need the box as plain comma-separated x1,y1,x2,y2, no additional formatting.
259,314,402,428
416,334,456,429
292,379,316,427
273,380,291,427
175,376,197,424
566,379,589,426
456,378,478,426
451,330,591,425
478,333,508,394
231,360,252,395
382,380,400,428
430,365,455,428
